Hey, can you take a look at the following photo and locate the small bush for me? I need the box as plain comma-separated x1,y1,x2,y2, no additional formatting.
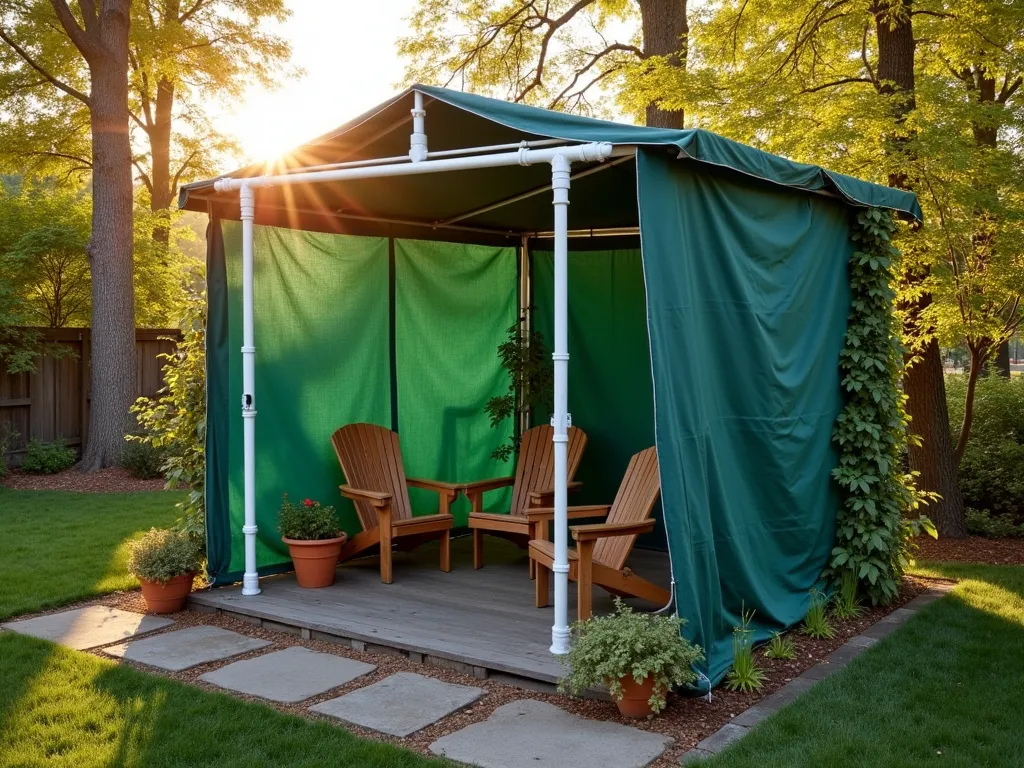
559,598,704,714
965,509,1024,538
802,589,835,639
20,438,76,474
764,631,797,661
121,439,166,479
128,528,203,583
279,494,342,541
725,607,764,692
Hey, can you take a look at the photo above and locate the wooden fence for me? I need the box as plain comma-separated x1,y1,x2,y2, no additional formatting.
0,328,181,466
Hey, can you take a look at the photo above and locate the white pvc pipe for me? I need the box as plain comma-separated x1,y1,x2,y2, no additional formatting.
410,91,428,162
213,143,623,192
549,153,571,655
240,183,260,596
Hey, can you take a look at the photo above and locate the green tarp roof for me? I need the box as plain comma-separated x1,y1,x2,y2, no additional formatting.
180,84,922,232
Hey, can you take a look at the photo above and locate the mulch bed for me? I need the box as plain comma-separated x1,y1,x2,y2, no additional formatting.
916,535,1024,566
1,467,169,493
11,574,941,767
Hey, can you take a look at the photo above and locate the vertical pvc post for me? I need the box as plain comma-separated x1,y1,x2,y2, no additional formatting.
549,154,571,655
410,91,428,162
240,183,260,596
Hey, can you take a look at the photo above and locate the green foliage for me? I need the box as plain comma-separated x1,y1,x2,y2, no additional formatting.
831,570,865,620
485,314,554,462
278,495,342,542
127,528,203,584
965,509,1024,539
0,423,17,480
559,598,703,713
764,631,796,661
120,439,166,480
830,209,937,604
946,374,1024,524
725,606,764,693
802,590,835,640
132,295,207,543
20,439,75,474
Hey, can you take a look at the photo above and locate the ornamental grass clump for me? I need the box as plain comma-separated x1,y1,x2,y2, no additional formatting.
279,494,342,541
803,589,836,639
559,598,703,714
128,528,203,584
765,631,797,661
832,570,865,620
725,606,765,692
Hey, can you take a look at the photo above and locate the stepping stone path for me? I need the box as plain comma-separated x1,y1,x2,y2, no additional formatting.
1,606,172,650
429,699,672,768
311,671,484,737
105,625,270,671
200,646,376,703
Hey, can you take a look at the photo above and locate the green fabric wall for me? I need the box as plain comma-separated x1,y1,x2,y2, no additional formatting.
531,247,662,548
637,150,851,686
395,239,517,523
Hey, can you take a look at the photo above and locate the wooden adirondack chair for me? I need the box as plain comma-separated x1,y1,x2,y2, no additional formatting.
465,424,588,571
331,423,458,584
528,447,668,621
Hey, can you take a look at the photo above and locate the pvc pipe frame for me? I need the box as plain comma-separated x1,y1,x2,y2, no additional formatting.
226,98,631,654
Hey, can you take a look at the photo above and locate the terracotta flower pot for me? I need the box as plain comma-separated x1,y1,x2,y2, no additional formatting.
613,675,658,718
283,534,347,588
139,573,195,614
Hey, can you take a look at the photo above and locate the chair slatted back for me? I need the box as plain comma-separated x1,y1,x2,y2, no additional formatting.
331,423,414,529
593,447,661,571
509,425,588,517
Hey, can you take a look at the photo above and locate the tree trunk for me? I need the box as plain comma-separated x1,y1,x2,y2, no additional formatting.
79,5,137,471
954,345,983,465
993,341,1011,376
149,76,175,250
637,0,688,128
874,0,966,537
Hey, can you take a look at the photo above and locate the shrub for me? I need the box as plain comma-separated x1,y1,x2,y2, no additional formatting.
559,598,704,714
725,607,764,692
128,528,203,583
0,423,17,480
802,589,835,639
20,438,76,474
947,374,1024,527
965,509,1024,538
279,494,342,541
764,631,796,661
120,439,166,480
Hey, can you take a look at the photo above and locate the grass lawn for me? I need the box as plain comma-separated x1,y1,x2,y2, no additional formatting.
705,561,1024,768
0,489,183,621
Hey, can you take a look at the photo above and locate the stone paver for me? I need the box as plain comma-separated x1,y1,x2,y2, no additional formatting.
680,748,713,764
105,625,270,671
430,699,671,768
695,722,748,754
1,606,172,650
311,671,483,737
200,647,375,703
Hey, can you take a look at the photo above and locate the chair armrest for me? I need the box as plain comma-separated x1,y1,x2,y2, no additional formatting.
527,481,582,506
571,519,656,542
406,477,462,493
525,505,610,522
339,485,392,508
459,477,515,494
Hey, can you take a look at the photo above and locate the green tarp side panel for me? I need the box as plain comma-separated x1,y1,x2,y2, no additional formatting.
414,85,923,222
531,248,663,549
217,222,391,579
636,149,851,686
395,239,517,524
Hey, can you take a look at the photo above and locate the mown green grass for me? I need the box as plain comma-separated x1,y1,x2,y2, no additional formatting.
705,562,1024,768
0,634,450,768
0,489,182,620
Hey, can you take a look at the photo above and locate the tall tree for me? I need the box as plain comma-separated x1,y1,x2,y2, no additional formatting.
399,0,689,127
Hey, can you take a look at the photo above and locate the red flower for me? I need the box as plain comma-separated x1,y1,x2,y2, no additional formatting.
303,498,315,507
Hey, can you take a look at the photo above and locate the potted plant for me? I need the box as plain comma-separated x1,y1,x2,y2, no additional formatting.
279,494,347,588
128,528,203,614
559,598,704,718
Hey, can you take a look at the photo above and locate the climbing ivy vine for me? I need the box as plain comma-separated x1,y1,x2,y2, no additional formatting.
831,208,937,605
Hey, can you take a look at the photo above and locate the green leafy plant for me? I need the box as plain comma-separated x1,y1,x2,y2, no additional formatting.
128,528,203,584
485,313,553,462
559,598,703,714
725,606,765,692
764,631,797,661
132,294,206,544
20,438,76,474
279,494,342,541
803,589,836,640
965,509,1024,538
832,570,866,620
831,209,938,604
120,439,166,480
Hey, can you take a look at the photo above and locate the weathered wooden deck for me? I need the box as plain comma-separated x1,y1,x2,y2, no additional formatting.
189,535,671,685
